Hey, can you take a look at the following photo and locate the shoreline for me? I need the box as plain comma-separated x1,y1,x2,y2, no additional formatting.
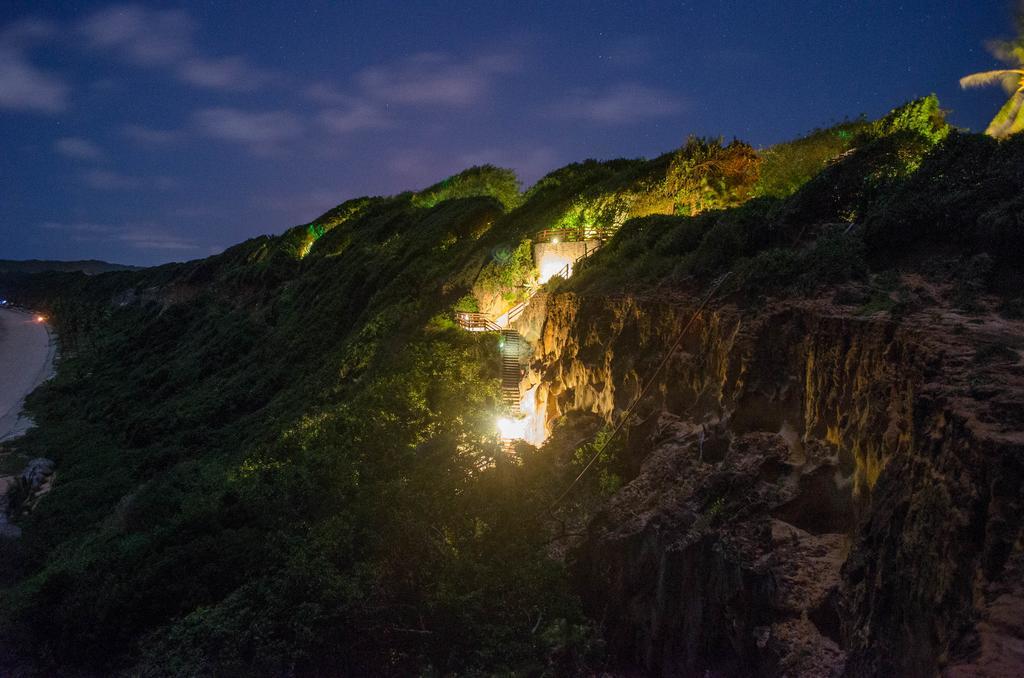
0,308,57,443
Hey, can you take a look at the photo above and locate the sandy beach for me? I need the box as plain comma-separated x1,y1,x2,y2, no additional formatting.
0,308,56,442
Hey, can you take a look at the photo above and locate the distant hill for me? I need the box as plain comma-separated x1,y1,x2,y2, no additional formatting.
0,259,141,275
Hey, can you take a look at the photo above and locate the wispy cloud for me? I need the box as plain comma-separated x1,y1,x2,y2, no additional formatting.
304,82,351,105
41,220,200,251
193,107,304,153
40,221,116,234
550,82,686,124
121,123,180,146
78,4,193,66
81,169,176,191
317,101,391,134
0,19,68,113
54,137,105,160
301,50,523,141
78,4,273,92
356,51,521,107
117,226,200,251
178,55,273,91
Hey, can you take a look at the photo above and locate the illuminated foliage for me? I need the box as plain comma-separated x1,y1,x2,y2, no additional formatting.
412,164,522,210
753,120,867,198
453,293,479,312
867,94,949,146
475,239,536,303
665,136,761,216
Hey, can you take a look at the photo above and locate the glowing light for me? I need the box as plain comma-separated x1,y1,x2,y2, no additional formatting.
537,257,573,284
551,237,559,244
35,315,46,323
519,386,548,446
497,416,528,441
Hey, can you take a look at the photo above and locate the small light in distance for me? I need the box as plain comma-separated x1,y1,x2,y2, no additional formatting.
35,315,46,323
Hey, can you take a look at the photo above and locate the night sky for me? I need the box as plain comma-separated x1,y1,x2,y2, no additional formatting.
0,1,1015,265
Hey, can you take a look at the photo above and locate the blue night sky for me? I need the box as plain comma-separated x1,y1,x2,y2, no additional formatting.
0,1,1015,265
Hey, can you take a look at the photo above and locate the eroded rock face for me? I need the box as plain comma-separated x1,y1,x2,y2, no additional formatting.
0,457,55,539
20,458,54,489
577,422,848,676
527,289,1024,676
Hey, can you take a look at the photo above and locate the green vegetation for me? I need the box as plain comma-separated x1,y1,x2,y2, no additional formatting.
0,190,599,676
856,271,905,316
752,120,867,199
666,137,761,215
569,97,986,297
412,165,522,210
475,239,536,304
0,95,1021,676
571,427,625,498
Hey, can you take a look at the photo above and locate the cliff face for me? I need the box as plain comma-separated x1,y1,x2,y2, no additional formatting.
524,282,1024,676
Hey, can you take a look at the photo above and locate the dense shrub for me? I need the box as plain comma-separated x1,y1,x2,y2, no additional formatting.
732,229,866,296
865,94,949,145
862,131,1024,265
413,165,522,210
0,188,596,676
475,239,536,303
753,120,867,199
666,137,761,215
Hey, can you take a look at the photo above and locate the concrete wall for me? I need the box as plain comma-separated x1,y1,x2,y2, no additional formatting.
534,239,600,284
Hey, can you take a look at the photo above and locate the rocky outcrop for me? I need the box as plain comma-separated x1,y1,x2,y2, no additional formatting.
20,457,54,489
0,457,55,539
526,284,1024,676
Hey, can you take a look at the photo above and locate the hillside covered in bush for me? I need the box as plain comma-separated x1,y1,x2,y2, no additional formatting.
1,96,1022,676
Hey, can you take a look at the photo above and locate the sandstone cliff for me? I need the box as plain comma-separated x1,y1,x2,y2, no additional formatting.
523,276,1024,676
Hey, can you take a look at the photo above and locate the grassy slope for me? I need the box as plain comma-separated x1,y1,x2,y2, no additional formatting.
0,98,1021,676
0,180,604,676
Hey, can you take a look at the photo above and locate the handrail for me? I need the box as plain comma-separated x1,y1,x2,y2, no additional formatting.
547,241,602,284
534,226,616,244
458,236,605,333
454,312,502,332
506,301,528,324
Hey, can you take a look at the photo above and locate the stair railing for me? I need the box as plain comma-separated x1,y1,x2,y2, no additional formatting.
455,312,502,332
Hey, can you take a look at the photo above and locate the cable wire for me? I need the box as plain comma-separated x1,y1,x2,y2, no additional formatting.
546,272,732,513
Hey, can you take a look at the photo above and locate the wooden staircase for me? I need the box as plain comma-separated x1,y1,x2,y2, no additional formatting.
452,230,614,447
500,330,524,416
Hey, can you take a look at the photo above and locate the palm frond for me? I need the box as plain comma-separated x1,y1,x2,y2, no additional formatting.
960,69,1022,89
986,91,1024,138
1002,73,1023,95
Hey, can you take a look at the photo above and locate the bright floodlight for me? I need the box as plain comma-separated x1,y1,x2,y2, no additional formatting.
497,416,527,440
